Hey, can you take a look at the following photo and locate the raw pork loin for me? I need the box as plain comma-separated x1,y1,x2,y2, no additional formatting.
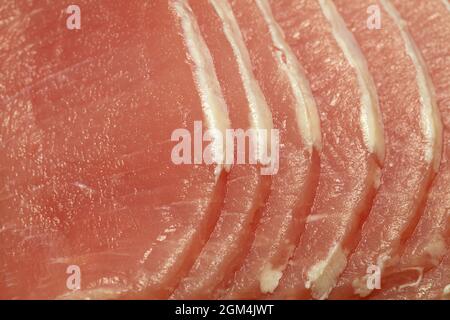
0,0,448,300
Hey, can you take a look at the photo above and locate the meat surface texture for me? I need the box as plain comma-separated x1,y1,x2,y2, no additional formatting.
0,0,449,300
0,0,230,299
370,0,450,299
271,0,384,300
330,0,442,299
171,0,272,299
217,0,321,299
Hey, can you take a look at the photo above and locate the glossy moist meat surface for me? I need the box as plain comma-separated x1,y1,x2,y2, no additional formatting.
0,0,448,300
218,0,320,300
371,0,450,299
271,0,383,300
0,0,228,299
171,0,272,299
330,0,442,299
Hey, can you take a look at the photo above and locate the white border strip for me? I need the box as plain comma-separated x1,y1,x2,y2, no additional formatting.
172,0,232,174
381,0,443,170
256,0,322,151
319,0,385,163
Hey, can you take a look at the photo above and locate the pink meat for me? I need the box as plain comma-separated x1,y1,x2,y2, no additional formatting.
0,1,226,299
171,0,271,299
221,0,321,299
389,0,450,283
270,0,383,299
330,0,442,299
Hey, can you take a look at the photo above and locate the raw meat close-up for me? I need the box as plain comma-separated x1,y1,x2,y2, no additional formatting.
0,0,449,300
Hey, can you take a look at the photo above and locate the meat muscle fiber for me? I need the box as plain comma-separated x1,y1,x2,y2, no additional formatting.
330,0,442,299
270,0,384,299
0,1,229,299
171,0,272,300
221,0,321,299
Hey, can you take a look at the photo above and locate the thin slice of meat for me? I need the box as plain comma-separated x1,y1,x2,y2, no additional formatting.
380,0,450,290
171,0,273,300
372,251,450,300
270,0,385,299
0,0,230,299
217,0,321,299
330,0,443,299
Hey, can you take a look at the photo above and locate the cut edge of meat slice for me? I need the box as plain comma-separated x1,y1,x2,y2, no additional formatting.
327,0,442,299
328,0,444,300
0,1,231,300
369,0,450,295
172,0,232,174
270,0,384,300
395,0,450,270
209,0,275,167
169,0,274,299
70,0,234,299
128,0,236,298
380,0,443,172
256,0,322,153
216,0,321,299
303,0,385,299
319,0,385,163
60,0,233,299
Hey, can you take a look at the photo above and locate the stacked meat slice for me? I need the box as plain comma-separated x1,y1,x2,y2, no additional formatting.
372,0,450,299
0,0,448,300
330,0,442,299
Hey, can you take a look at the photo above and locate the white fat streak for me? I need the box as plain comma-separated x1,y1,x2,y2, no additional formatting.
306,244,347,300
306,213,329,223
256,0,321,151
444,284,450,297
209,0,274,162
443,0,450,12
381,0,443,170
259,263,284,294
398,267,424,290
172,0,231,174
319,0,385,163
